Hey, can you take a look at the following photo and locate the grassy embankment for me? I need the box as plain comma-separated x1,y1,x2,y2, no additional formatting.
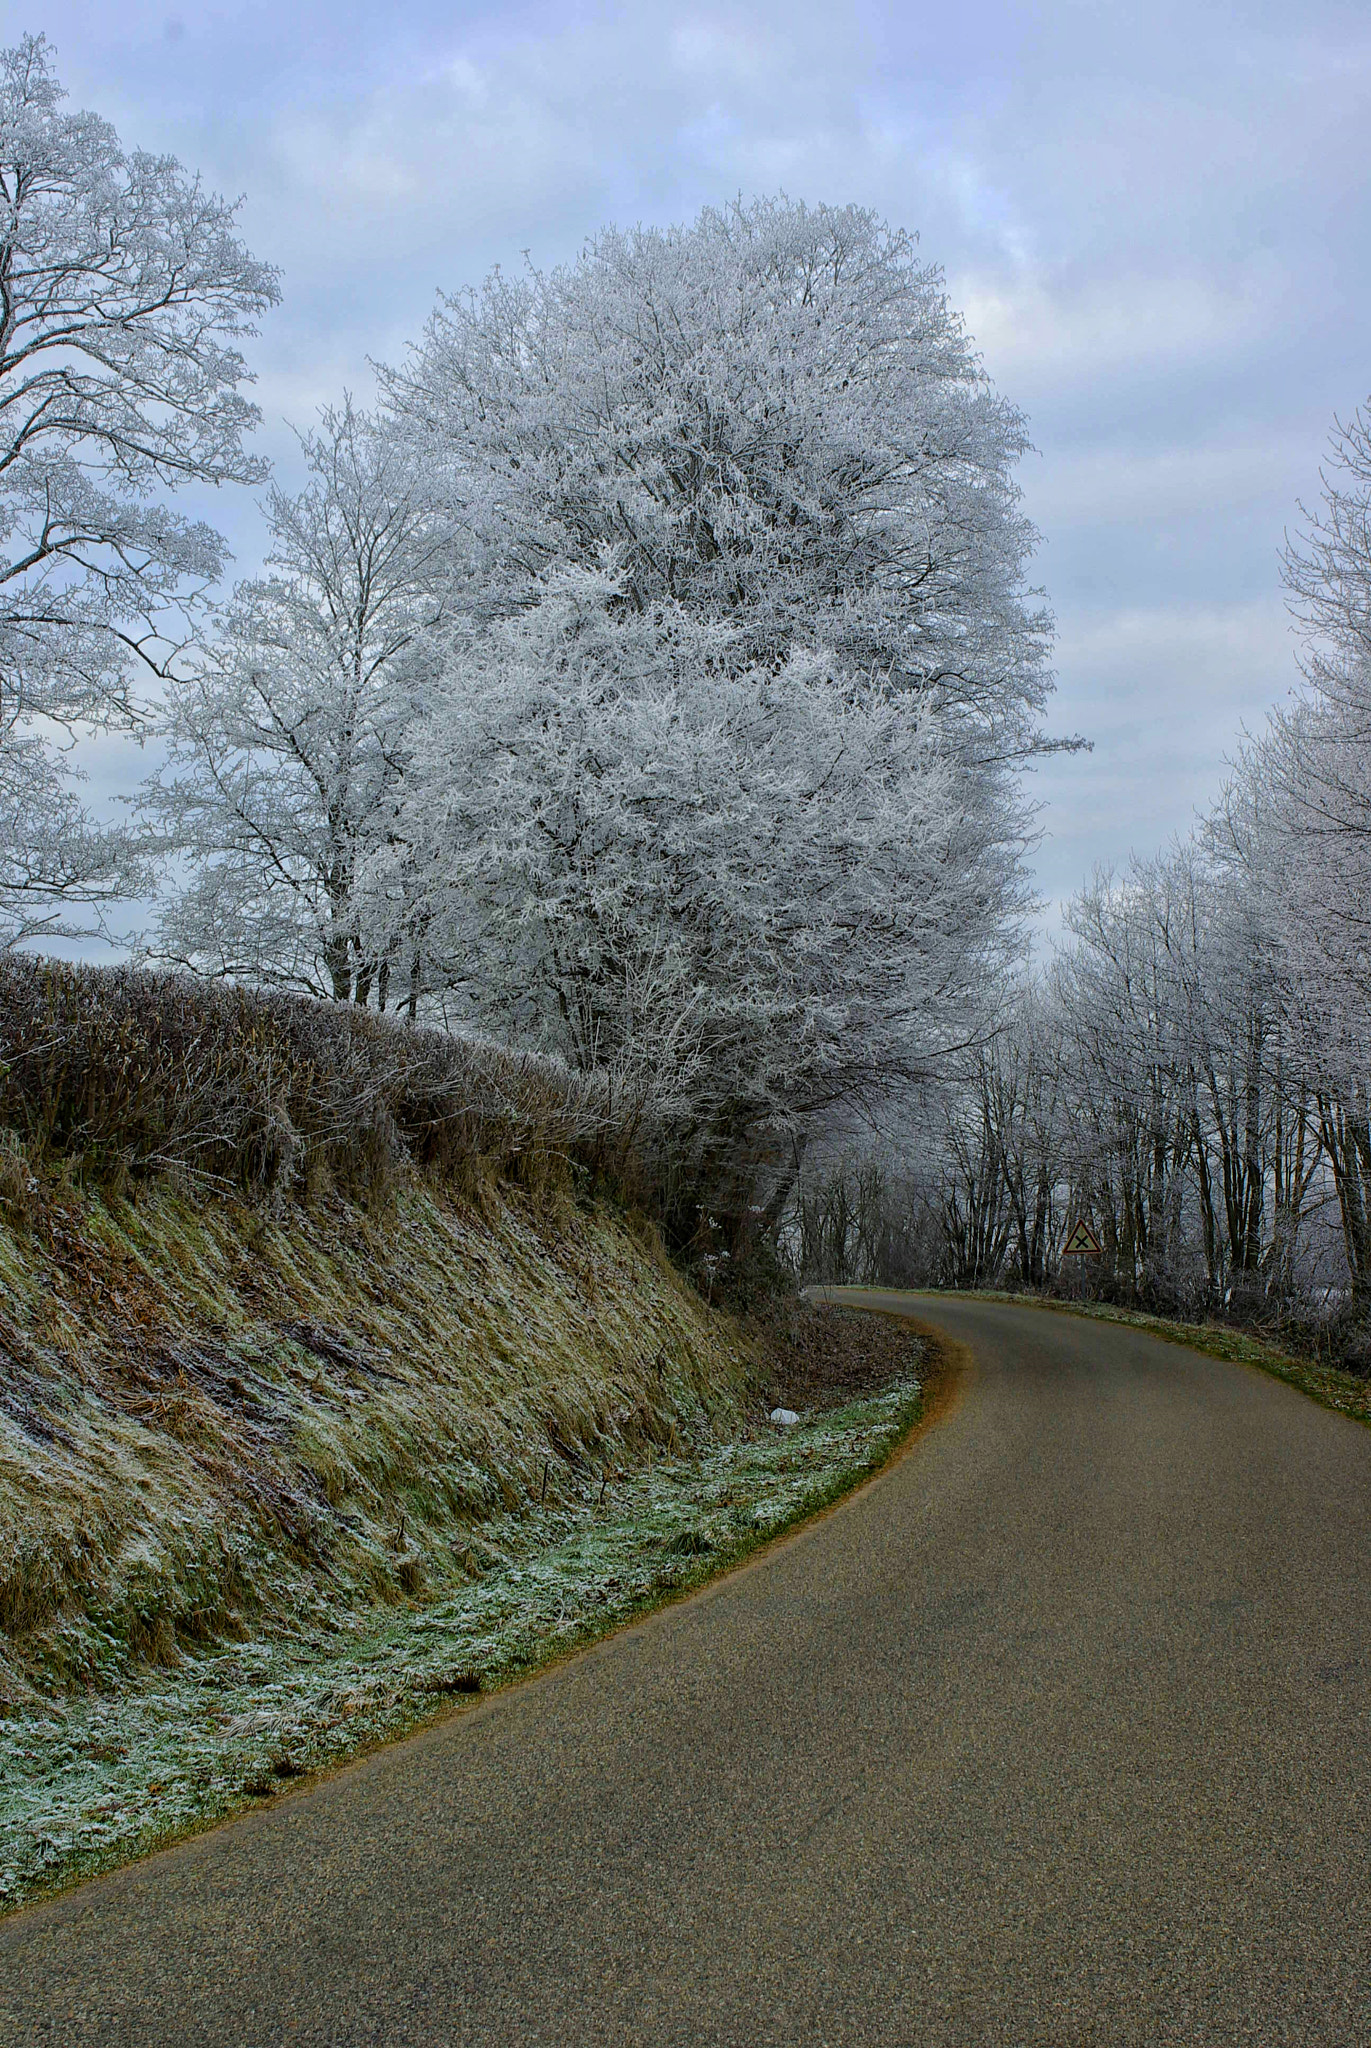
0,960,925,1910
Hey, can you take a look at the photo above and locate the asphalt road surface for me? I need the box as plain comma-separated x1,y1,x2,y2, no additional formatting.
4,1293,1371,2046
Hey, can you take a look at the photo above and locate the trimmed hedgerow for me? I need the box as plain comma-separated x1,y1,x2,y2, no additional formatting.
0,957,630,1206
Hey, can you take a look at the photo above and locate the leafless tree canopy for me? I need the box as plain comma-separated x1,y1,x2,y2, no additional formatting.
0,35,278,945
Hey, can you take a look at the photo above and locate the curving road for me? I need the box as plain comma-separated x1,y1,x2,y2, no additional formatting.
4,1293,1371,2045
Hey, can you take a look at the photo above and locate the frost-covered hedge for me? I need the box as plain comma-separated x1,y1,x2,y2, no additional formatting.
0,956,626,1204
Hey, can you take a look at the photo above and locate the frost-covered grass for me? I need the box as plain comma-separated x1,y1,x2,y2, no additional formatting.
0,1068,924,1915
0,1374,919,1912
0,1168,761,1705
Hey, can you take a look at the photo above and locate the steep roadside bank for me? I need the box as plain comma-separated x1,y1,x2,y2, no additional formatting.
0,1167,928,1909
0,1170,763,1709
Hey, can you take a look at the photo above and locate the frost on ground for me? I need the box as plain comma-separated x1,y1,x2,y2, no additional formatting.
0,1171,764,1705
0,1373,919,1910
0,1132,923,1913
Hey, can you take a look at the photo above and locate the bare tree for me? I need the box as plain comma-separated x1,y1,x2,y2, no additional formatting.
0,34,278,944
144,402,459,1004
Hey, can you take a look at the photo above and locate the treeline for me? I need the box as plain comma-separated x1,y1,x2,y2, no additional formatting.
795,403,1371,1346
20,30,1371,1320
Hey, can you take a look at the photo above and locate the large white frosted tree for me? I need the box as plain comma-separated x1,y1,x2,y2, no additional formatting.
385,570,1027,1136
0,34,278,944
372,200,1060,1228
383,198,1055,765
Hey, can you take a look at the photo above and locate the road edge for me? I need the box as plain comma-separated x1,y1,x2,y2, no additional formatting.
0,1314,967,1928
902,1287,1371,1436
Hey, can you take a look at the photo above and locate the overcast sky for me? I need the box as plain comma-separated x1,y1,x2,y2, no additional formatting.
17,0,1371,941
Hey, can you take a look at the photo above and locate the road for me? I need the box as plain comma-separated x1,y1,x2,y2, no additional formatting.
4,1293,1371,2045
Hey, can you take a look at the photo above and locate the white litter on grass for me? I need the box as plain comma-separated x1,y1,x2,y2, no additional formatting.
769,1407,800,1426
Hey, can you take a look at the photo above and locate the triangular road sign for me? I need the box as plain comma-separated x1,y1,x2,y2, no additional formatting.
1061,1217,1104,1256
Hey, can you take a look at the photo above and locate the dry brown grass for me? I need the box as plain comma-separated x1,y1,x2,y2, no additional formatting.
0,1159,767,1707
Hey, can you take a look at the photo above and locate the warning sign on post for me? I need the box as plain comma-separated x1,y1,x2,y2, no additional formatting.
1061,1218,1104,1256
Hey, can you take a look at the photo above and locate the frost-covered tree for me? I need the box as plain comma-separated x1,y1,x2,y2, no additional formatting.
381,567,1031,1226
1050,861,1200,1291
145,402,459,1003
372,199,1058,1222
0,34,278,943
1049,842,1304,1299
1266,404,1371,1027
977,987,1070,1287
896,816,1329,1307
1202,768,1324,1297
787,979,1070,1292
1241,406,1371,1294
383,197,1057,760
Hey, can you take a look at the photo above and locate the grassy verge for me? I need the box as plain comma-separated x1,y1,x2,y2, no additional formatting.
951,1289,1371,1431
0,960,939,1916
0,1169,765,1710
1,1356,923,1914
